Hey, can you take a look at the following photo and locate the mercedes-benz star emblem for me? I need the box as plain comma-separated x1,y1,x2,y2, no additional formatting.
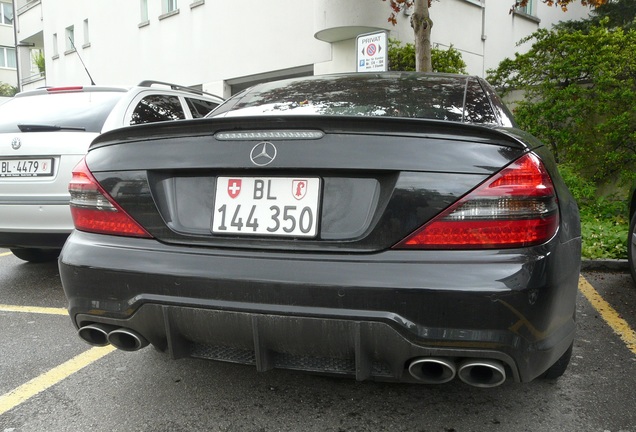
11,137,21,150
250,142,277,166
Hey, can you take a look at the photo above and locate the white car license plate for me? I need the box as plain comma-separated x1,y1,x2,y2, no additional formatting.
0,158,54,177
213,177,321,237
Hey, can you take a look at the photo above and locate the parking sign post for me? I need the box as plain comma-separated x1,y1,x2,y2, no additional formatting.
356,31,388,73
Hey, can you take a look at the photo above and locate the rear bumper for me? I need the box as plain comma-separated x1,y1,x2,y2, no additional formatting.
0,203,72,249
0,231,69,249
59,230,581,383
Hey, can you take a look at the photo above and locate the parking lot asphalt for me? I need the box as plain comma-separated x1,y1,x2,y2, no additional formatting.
1,249,635,432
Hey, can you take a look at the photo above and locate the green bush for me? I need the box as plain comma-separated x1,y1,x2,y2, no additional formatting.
558,163,596,203
0,82,17,97
488,24,636,187
560,163,628,259
580,216,628,260
388,39,467,74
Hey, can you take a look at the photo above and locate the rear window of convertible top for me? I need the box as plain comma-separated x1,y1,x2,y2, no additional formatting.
223,74,498,124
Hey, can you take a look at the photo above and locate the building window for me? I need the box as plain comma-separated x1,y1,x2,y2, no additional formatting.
516,0,535,16
140,0,148,22
0,46,16,69
30,48,42,74
52,33,58,56
159,0,179,19
164,0,178,13
1,1,13,25
65,25,75,52
83,19,90,46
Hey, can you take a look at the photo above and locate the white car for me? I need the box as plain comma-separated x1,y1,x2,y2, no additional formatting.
0,81,223,262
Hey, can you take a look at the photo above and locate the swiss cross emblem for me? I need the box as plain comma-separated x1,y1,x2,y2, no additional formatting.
292,180,308,200
227,179,242,199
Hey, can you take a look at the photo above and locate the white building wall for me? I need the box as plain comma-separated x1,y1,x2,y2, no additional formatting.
39,0,331,94
428,0,486,76
0,68,15,88
538,1,592,27
14,0,595,93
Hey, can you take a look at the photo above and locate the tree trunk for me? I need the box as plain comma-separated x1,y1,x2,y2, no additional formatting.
412,0,433,72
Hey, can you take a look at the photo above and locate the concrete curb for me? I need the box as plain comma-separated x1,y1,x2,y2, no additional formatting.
581,259,629,272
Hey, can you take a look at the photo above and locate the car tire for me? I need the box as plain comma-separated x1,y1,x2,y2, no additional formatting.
540,343,573,380
10,248,60,263
629,212,636,285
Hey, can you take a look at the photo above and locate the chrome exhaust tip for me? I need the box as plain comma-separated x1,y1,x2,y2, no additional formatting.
107,328,149,352
408,357,457,384
458,359,506,388
77,323,116,347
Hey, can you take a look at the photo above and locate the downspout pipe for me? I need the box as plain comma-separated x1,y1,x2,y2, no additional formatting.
11,0,21,92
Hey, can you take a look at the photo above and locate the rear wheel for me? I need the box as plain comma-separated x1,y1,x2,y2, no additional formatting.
541,343,573,380
10,248,60,263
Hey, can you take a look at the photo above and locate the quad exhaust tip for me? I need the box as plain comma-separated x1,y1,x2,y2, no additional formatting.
458,359,506,388
78,324,149,352
77,323,116,347
107,328,149,351
408,357,507,387
408,357,457,384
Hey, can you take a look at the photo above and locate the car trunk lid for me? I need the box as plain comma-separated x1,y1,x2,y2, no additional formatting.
82,116,536,252
0,131,99,200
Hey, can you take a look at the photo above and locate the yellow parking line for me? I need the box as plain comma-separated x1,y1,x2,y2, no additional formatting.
0,345,116,416
579,275,636,356
0,304,68,316
0,251,12,257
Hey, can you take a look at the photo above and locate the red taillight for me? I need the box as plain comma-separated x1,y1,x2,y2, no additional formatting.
394,153,559,249
69,158,152,238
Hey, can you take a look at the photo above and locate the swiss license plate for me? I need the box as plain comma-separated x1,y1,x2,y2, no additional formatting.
213,177,320,237
0,158,54,177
